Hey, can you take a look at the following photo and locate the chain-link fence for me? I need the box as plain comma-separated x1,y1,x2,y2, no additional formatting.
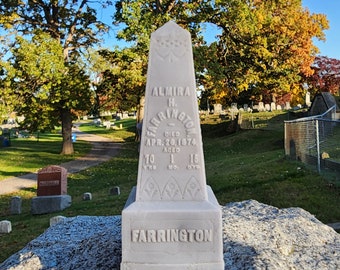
284,105,340,173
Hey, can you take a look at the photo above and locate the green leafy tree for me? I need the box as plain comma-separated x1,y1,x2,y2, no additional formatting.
0,61,15,123
81,48,119,117
0,0,110,154
114,0,208,50
114,0,328,107
207,0,329,105
96,48,146,117
113,0,216,117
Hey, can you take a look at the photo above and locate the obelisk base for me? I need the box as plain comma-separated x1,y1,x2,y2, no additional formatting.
121,186,224,270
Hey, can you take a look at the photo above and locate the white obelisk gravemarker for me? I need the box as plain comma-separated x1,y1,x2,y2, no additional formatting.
121,21,224,269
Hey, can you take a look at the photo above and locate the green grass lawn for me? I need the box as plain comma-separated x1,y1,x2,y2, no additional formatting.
78,118,137,142
0,113,339,263
0,132,91,181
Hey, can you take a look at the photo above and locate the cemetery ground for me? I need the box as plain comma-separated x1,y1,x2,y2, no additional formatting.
0,113,339,263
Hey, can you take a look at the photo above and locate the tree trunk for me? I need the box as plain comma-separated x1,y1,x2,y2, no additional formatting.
61,108,74,155
135,96,145,142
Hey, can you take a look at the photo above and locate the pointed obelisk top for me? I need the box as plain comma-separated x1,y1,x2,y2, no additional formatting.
136,21,207,202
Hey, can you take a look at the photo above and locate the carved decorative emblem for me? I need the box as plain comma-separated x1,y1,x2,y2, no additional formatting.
162,177,182,200
141,176,203,201
141,177,161,200
184,176,202,200
153,32,188,62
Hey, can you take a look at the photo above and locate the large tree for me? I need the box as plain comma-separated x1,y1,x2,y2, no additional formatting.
206,0,329,105
114,0,328,106
8,32,92,133
96,48,146,117
114,0,208,49
0,0,110,154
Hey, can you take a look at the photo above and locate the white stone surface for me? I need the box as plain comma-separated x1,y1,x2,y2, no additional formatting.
1,200,339,270
121,187,223,269
136,21,207,202
0,220,12,234
306,91,311,107
121,21,224,269
49,216,66,227
271,102,276,111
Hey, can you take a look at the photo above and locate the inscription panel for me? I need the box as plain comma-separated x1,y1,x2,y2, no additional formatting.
131,228,213,243
129,219,216,253
39,180,60,187
138,88,206,201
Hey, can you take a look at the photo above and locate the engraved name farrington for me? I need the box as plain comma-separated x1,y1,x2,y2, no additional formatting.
132,228,212,243
146,109,196,137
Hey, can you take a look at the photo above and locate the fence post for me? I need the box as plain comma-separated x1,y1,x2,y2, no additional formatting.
316,119,321,173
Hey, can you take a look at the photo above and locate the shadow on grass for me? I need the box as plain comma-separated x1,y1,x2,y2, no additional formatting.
20,187,37,193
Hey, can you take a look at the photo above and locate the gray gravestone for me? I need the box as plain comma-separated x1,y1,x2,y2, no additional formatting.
120,21,224,269
83,192,92,201
10,196,22,215
0,220,12,233
31,195,71,215
110,186,120,196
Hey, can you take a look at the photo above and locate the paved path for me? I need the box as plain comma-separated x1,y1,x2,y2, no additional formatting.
0,130,121,195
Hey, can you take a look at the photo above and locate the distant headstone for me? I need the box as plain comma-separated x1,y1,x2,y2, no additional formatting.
10,196,22,215
50,216,66,227
306,91,311,107
231,102,238,110
258,102,265,111
110,186,120,196
31,195,71,215
265,103,271,111
213,103,222,114
230,103,238,120
33,166,71,214
37,165,67,196
0,220,12,233
83,192,92,201
270,102,276,111
94,118,101,126
120,21,224,269
103,121,111,129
